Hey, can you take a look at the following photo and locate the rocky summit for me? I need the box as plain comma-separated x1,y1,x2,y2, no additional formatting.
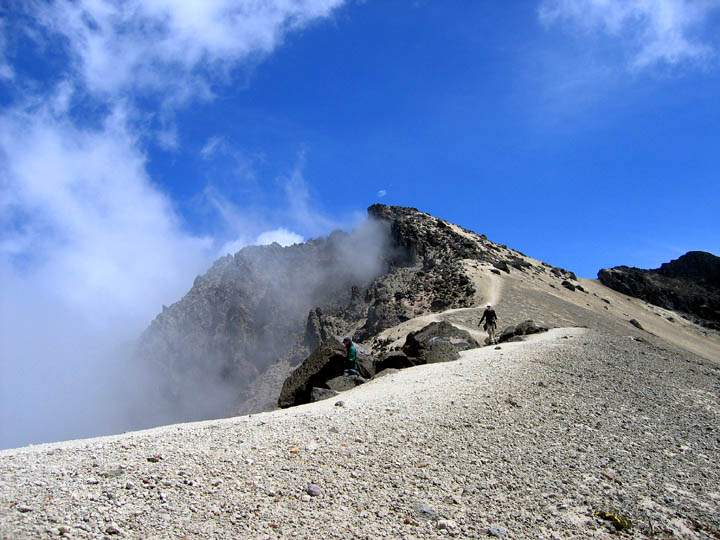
133,204,576,426
2,205,719,539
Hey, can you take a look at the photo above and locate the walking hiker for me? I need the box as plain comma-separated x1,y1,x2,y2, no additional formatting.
479,305,498,344
343,337,359,375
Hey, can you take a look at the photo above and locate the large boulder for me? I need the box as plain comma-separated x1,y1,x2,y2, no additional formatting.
375,351,416,372
402,321,479,364
498,320,548,343
356,351,376,379
278,340,346,408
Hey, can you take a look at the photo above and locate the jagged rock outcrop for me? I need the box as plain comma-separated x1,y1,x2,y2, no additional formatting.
598,251,720,330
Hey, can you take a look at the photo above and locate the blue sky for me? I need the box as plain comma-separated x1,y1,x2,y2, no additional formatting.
2,0,720,330
1,0,720,448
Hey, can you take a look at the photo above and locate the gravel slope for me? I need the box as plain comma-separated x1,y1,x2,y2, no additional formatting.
2,328,719,539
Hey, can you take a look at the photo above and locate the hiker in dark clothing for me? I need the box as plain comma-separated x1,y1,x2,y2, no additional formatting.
479,305,498,343
343,337,359,375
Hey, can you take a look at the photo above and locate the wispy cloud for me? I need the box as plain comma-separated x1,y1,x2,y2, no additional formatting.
539,0,720,69
0,18,14,81
377,189,387,198
200,135,226,160
34,0,345,103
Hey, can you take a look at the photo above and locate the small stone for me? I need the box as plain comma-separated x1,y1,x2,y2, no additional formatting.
86,478,99,485
105,523,122,535
306,483,322,497
57,525,71,536
147,454,163,463
334,400,345,407
211,479,223,487
16,505,32,513
629,319,644,330
414,502,438,520
438,519,458,530
301,494,312,502
494,346,501,350
488,525,507,538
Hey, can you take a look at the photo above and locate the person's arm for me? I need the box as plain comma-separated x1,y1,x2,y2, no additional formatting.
479,312,486,324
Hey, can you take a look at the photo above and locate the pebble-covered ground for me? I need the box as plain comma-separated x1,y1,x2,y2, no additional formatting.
1,328,719,539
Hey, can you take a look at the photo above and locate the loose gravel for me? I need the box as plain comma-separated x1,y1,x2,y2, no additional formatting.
1,328,719,539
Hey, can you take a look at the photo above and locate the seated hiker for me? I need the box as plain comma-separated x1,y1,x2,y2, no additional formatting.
342,337,359,375
479,305,498,343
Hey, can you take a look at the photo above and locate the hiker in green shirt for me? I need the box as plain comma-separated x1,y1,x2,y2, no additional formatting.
343,337,359,375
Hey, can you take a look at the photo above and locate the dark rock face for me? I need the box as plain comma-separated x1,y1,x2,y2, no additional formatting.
498,320,549,343
598,251,720,329
402,321,479,364
277,341,346,408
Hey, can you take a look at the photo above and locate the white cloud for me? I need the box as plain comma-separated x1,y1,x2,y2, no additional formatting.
539,0,720,68
0,103,212,329
282,155,338,236
0,0,349,447
0,101,216,448
256,227,303,246
218,227,303,255
36,0,345,102
377,189,387,198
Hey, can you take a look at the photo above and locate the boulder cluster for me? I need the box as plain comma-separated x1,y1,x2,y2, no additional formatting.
278,321,479,408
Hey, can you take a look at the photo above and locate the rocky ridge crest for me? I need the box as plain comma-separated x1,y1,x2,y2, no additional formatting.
598,251,720,330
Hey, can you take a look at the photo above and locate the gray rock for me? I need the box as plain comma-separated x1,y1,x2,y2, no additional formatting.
438,519,457,530
278,341,346,408
498,320,548,343
629,318,644,330
310,387,339,402
306,484,322,497
414,501,438,520
105,523,122,535
373,368,400,379
325,374,366,392
488,525,507,538
374,351,415,372
402,321,479,364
